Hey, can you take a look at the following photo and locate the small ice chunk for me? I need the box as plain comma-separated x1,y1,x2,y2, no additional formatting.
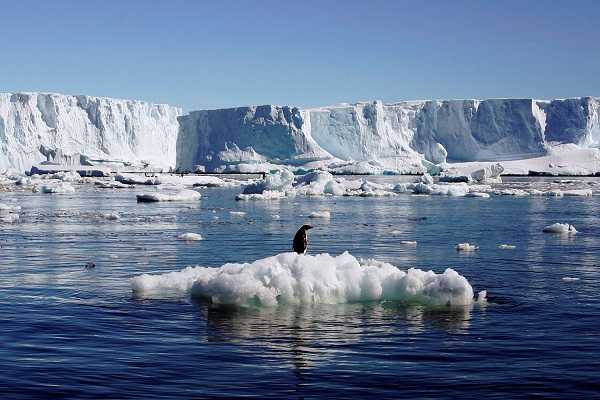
498,244,516,249
177,233,203,241
542,223,577,234
229,211,246,216
390,230,402,235
136,189,201,202
456,243,478,251
309,210,331,219
477,290,487,303
466,192,490,198
562,277,580,282
40,182,75,194
400,240,417,246
102,213,120,221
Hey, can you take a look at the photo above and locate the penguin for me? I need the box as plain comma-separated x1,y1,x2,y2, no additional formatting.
293,225,312,254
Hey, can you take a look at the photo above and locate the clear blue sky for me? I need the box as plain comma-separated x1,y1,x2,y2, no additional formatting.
0,0,598,111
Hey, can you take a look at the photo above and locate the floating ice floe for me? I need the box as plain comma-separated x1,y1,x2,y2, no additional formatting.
0,203,20,223
456,243,479,251
542,223,577,234
95,180,135,189
309,210,331,219
498,244,516,249
131,251,485,307
562,277,580,282
229,211,246,217
466,192,490,198
400,240,417,246
39,182,75,194
102,212,120,221
116,173,161,185
136,189,201,202
177,233,203,241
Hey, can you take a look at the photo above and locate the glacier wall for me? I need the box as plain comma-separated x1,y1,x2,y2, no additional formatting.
0,92,181,173
176,97,600,172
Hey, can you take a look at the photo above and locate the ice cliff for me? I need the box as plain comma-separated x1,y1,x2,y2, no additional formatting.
0,92,181,173
176,97,600,173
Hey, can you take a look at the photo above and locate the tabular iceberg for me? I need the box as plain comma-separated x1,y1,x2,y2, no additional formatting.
0,92,181,173
176,97,600,174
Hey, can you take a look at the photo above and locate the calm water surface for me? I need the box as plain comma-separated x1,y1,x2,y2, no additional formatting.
1,177,600,399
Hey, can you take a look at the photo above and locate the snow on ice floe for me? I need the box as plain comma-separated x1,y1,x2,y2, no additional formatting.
498,244,516,249
131,252,484,307
177,233,203,241
136,189,201,202
456,243,479,252
542,223,578,234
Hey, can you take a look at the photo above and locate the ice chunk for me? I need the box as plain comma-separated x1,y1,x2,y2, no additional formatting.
229,211,246,216
562,189,592,196
456,243,478,251
235,190,286,201
40,182,75,193
562,277,580,282
466,192,490,198
102,212,120,221
177,233,203,241
309,210,331,219
400,240,417,246
542,223,577,234
116,173,161,185
131,252,477,306
498,244,516,249
476,290,487,303
136,189,201,202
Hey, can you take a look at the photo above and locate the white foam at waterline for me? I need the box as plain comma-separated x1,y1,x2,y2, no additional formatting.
542,223,577,234
131,252,479,307
309,210,331,219
177,232,203,241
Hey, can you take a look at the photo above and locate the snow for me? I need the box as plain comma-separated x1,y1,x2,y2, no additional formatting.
542,223,578,234
136,189,201,202
177,233,203,241
0,92,180,173
131,251,482,307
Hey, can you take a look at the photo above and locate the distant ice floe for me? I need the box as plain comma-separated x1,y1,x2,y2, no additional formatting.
309,210,331,219
177,233,203,241
498,244,516,249
562,277,580,282
400,240,417,246
131,252,484,307
542,223,578,234
136,189,201,202
102,212,120,221
0,203,20,223
456,243,479,251
38,182,76,194
229,211,246,217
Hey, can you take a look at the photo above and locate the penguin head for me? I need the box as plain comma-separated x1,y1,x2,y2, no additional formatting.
301,224,313,231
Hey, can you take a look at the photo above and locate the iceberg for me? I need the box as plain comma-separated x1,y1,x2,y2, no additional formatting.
0,92,180,173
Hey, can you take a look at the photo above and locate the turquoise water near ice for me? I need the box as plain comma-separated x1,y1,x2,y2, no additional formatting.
1,178,600,399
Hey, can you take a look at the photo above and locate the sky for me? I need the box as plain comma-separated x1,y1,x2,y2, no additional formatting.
0,0,598,111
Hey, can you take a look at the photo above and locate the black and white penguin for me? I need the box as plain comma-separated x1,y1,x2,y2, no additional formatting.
293,225,312,254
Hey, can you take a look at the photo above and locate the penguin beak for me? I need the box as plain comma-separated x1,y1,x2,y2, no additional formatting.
307,225,313,230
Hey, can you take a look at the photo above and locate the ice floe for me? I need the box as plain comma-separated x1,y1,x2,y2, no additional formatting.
177,233,203,241
309,210,331,219
136,189,201,202
498,244,516,249
542,223,578,234
131,252,483,307
456,243,479,251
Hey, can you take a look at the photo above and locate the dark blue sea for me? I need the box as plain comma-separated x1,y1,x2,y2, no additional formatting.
1,177,600,399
